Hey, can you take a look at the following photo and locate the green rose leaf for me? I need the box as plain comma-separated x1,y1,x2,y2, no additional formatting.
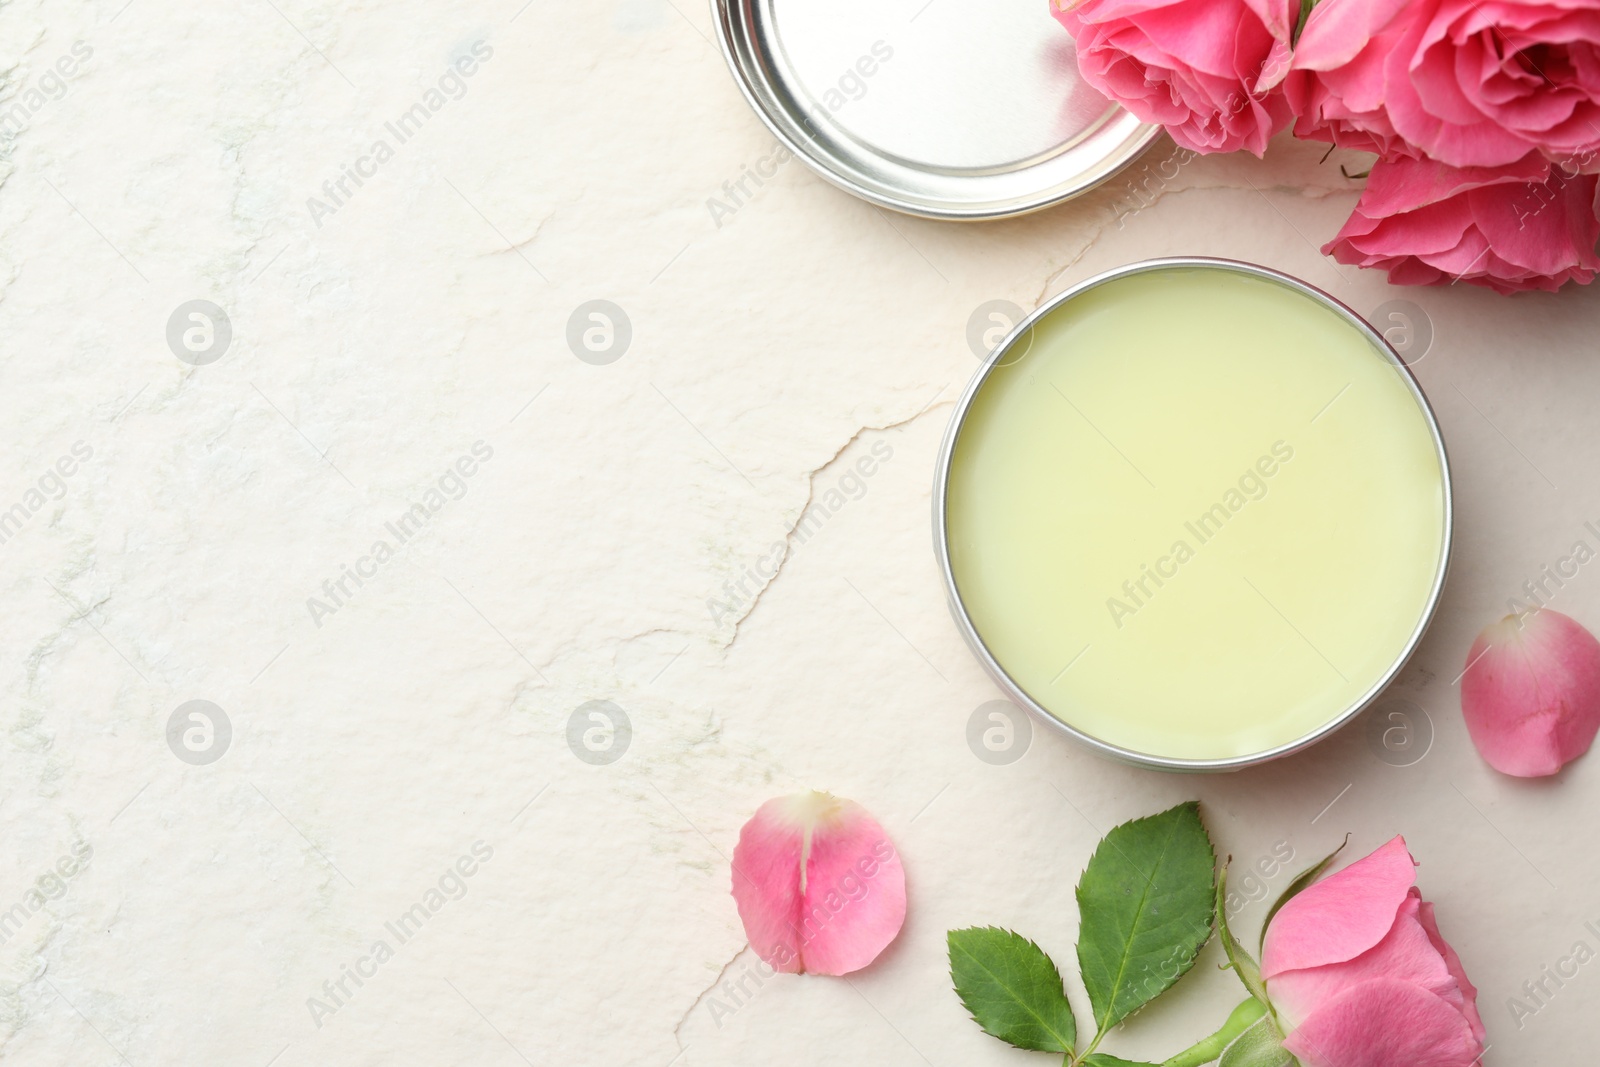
948,926,1078,1052
1218,1012,1295,1067
1260,836,1349,949
1215,862,1269,1005
1083,1055,1161,1067
1075,801,1217,1032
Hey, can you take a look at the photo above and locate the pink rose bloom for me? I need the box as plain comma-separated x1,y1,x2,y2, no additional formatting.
1051,0,1294,156
1324,153,1600,294
1261,837,1485,1067
1283,0,1417,156
1287,0,1600,168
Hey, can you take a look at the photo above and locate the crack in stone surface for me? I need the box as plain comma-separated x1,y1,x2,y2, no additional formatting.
671,943,751,1048
488,208,558,259
716,396,954,651
1033,174,1361,311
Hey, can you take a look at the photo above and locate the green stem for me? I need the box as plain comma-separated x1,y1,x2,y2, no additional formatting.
1077,1029,1106,1061
1159,998,1266,1067
1061,1022,1109,1066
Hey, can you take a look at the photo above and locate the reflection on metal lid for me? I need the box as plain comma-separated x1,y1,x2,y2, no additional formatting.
715,0,1161,219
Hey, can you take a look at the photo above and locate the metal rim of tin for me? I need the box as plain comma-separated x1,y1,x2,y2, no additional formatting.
932,257,1455,772
711,0,1164,220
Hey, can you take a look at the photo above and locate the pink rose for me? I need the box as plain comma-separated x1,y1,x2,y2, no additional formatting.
1288,0,1600,168
1051,0,1294,156
1324,154,1600,294
1261,837,1485,1067
1283,0,1416,156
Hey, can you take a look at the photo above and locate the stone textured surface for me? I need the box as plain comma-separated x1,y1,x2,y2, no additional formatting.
1,0,1597,1064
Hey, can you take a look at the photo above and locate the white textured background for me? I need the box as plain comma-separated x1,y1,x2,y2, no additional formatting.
1,0,1597,1064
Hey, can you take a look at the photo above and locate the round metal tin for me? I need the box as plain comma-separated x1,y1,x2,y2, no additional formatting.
932,258,1455,772
712,0,1162,220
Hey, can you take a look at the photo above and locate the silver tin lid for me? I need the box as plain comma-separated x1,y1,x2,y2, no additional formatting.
713,0,1161,220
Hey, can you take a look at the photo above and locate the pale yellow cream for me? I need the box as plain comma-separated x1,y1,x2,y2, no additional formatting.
945,267,1447,762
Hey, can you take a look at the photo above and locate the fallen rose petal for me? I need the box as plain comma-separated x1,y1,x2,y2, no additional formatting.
730,791,906,975
1461,609,1600,776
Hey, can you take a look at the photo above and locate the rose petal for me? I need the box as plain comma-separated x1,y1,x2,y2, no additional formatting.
1262,838,1485,1067
1053,0,1293,156
1283,977,1485,1067
1288,0,1600,168
1417,900,1487,1045
1353,152,1550,217
1261,836,1416,979
1266,890,1463,1032
1290,0,1414,72
730,791,906,975
1323,154,1600,293
1461,608,1600,776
